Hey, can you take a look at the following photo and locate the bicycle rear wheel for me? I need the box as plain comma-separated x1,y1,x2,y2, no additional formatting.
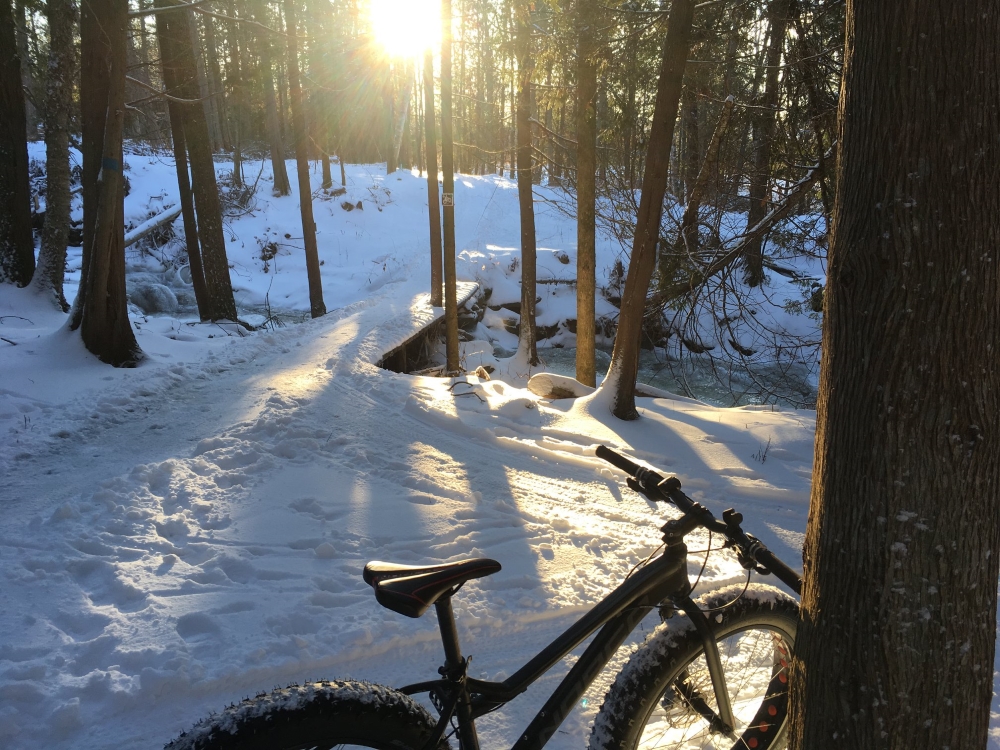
589,584,797,750
165,680,448,750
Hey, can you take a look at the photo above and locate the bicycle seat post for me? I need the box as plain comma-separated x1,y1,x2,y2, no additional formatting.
434,597,480,750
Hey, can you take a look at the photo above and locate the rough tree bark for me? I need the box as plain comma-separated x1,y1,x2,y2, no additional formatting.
73,0,142,366
514,0,538,367
604,0,695,420
788,2,1000,747
0,0,35,287
283,0,325,318
31,0,77,309
575,0,598,387
423,50,443,308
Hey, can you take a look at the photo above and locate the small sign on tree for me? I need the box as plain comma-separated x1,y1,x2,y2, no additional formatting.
442,192,454,207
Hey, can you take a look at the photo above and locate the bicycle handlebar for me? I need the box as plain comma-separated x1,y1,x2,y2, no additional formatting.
595,444,803,596
594,445,643,477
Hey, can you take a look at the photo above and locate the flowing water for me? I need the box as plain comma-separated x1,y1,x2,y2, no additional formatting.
534,346,817,409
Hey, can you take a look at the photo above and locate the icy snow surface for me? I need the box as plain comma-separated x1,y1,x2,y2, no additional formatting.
1,150,997,749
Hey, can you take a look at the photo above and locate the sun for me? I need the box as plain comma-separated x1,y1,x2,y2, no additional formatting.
368,0,442,60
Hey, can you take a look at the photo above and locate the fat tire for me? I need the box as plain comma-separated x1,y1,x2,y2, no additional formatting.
589,584,798,750
166,679,448,750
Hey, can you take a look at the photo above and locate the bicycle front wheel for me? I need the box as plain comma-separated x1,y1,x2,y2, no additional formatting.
589,584,798,750
165,679,448,750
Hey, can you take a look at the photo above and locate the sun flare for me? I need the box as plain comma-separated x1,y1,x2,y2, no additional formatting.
369,0,442,59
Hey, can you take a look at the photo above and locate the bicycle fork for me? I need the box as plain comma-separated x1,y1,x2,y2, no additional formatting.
676,595,739,740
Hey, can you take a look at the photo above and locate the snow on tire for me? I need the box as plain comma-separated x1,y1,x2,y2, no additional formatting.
165,679,447,750
589,584,798,750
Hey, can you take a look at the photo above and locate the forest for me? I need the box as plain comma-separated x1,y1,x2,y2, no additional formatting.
1,0,839,408
0,0,998,748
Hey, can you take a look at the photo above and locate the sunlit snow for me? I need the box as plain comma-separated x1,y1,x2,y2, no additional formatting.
1,147,997,749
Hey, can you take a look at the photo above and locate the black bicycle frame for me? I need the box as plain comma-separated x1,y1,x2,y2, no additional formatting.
399,540,694,750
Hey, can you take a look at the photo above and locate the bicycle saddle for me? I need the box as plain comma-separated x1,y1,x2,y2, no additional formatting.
363,558,502,618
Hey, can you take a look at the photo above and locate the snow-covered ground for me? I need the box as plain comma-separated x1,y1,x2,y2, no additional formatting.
0,150,995,748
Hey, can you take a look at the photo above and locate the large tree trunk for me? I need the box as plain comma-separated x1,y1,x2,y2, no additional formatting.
255,0,291,196
788,2,1000,748
604,0,695,420
74,0,142,366
514,0,538,367
742,0,790,287
440,0,459,372
283,0,325,318
31,0,77,309
0,0,35,287
423,50,443,308
155,0,238,322
575,0,598,387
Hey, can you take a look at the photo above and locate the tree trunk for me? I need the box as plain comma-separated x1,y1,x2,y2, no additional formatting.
390,66,414,172
203,11,231,150
0,0,35,286
227,0,245,187
423,50,443,308
283,0,325,318
440,0,459,372
155,0,238,322
575,0,598,387
514,0,538,367
256,0,291,195
156,8,210,319
73,0,142,366
788,2,1000,747
742,0,790,287
605,0,695,420
14,0,38,140
188,11,223,151
656,95,734,295
680,85,700,201
31,0,77,309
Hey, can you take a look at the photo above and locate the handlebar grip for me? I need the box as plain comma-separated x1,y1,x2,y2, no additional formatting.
595,445,643,477
754,548,803,596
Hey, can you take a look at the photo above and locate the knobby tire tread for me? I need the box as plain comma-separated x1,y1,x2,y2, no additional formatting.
589,584,798,750
165,679,447,750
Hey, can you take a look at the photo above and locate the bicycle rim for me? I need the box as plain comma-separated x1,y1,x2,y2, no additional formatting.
635,623,793,750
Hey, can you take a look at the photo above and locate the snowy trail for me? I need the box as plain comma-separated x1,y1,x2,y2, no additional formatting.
19,155,981,749
0,268,816,748
0,280,648,746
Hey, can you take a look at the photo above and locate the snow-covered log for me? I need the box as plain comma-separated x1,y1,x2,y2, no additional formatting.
123,204,182,247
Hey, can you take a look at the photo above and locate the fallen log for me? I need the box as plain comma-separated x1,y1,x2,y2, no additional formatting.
124,204,183,248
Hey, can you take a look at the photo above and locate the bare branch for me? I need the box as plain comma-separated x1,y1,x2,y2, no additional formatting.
129,0,213,17
126,75,216,104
